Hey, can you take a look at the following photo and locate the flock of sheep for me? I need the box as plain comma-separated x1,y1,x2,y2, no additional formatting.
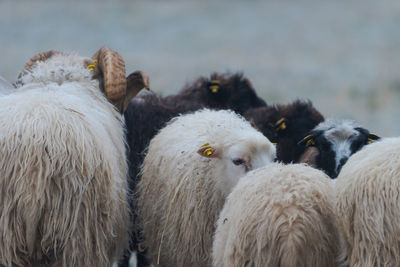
0,47,398,267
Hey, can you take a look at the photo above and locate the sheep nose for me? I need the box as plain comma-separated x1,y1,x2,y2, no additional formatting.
337,157,349,174
339,157,348,167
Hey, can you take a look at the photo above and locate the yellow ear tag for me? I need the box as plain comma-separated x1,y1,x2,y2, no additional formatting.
275,117,287,131
39,60,44,63
367,133,380,144
200,142,210,148
87,64,96,71
87,59,98,71
276,118,285,124
209,80,220,93
209,85,219,93
278,122,287,130
306,139,315,147
203,147,214,156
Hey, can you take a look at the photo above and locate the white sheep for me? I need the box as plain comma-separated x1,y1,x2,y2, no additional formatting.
335,137,400,266
0,76,14,95
0,47,149,267
213,163,346,267
136,109,276,267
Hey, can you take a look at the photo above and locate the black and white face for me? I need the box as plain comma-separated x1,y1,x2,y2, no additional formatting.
299,120,380,178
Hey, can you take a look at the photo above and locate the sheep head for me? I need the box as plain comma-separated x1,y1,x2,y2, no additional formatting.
298,119,380,178
244,100,324,164
197,134,276,195
15,47,149,113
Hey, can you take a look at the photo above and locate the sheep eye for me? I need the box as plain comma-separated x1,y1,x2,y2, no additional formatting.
232,158,245,165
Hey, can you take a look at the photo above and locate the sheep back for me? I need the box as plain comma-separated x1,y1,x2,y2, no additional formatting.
124,72,267,266
137,109,269,267
0,77,130,266
213,163,344,267
335,137,400,267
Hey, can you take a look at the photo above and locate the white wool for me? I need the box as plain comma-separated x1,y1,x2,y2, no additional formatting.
0,54,130,267
335,137,400,266
16,53,95,88
137,109,275,267
213,163,346,267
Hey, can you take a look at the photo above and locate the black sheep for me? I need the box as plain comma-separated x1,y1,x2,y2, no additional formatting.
298,119,380,178
244,100,324,164
163,72,266,114
120,72,266,267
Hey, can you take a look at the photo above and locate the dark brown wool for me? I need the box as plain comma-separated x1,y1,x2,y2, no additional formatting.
245,100,324,164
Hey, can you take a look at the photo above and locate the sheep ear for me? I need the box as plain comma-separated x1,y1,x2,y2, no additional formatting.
197,142,220,158
275,117,287,132
299,147,319,167
122,70,150,112
298,134,316,147
208,80,220,93
367,133,380,144
356,127,381,144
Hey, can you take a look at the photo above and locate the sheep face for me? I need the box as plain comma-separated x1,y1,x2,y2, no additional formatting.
198,133,276,195
299,119,380,178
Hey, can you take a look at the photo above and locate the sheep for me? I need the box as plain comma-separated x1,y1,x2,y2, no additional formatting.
212,163,346,267
0,47,149,267
298,119,380,178
121,72,266,266
244,100,324,164
0,76,14,95
125,72,266,190
334,137,400,267
136,109,276,267
163,72,266,113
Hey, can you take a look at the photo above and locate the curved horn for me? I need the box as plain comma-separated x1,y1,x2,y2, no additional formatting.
92,47,126,113
123,70,150,112
17,50,61,79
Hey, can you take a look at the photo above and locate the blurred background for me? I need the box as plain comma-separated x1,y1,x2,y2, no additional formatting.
1,0,400,136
